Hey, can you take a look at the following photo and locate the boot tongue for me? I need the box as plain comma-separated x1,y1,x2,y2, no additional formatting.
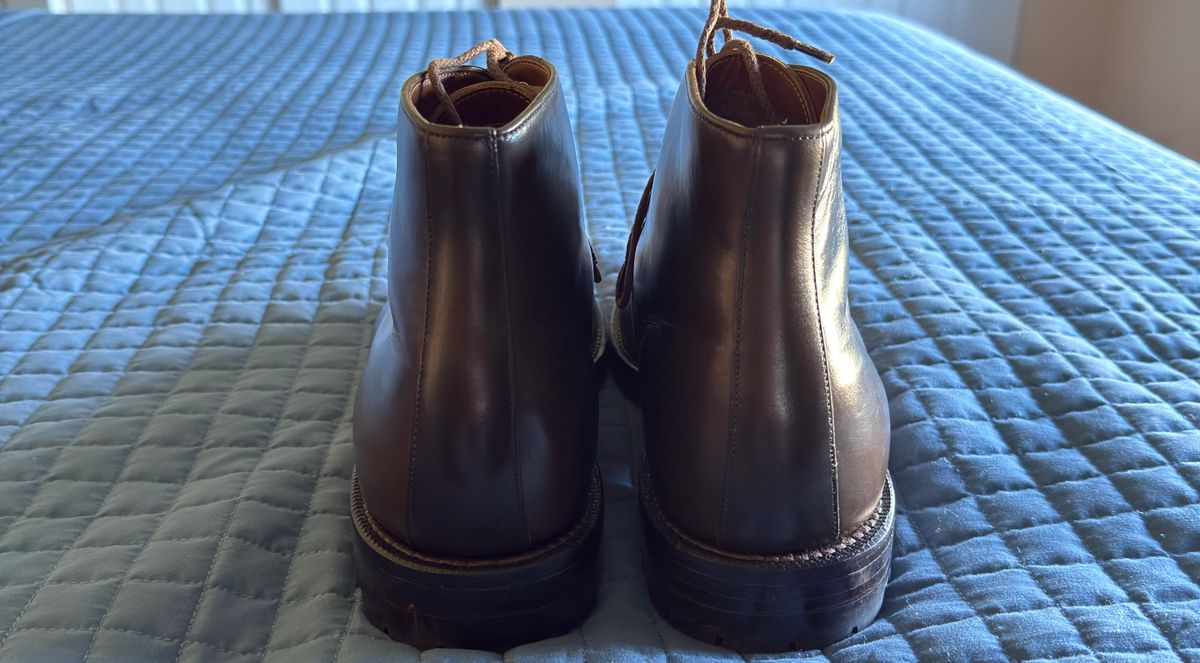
702,46,819,127
428,80,540,127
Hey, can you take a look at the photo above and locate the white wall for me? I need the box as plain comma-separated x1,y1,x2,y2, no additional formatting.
1014,0,1200,162
503,0,1023,63
0,0,1023,64
1,0,1193,161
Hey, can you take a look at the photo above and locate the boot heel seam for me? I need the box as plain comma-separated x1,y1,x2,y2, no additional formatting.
807,134,840,538
719,136,761,547
491,129,533,547
405,130,438,547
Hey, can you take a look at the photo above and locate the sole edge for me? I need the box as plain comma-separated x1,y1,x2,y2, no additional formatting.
641,470,895,652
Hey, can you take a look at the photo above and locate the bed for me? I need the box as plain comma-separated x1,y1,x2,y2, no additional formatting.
1,8,1198,661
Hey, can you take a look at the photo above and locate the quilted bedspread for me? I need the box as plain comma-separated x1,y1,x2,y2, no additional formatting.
1,7,1199,662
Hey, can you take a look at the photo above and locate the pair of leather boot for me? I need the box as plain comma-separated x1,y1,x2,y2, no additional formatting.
350,2,893,653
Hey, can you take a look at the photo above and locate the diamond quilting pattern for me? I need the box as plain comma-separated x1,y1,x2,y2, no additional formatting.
0,9,1198,662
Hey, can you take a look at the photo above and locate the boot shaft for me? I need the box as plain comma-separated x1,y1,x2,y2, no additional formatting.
355,58,600,557
622,60,888,552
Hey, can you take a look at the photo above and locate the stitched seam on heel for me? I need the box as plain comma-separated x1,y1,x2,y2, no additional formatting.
407,131,437,547
719,137,761,546
809,135,839,539
492,131,532,547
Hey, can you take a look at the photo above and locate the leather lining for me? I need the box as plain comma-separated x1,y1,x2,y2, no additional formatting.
414,55,553,127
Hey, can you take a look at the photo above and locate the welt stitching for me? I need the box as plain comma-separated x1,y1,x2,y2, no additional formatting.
612,307,639,368
591,299,606,362
406,130,436,547
649,464,890,563
718,137,760,546
810,133,840,538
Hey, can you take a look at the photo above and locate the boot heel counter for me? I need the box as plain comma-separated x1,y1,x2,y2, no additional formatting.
636,117,849,553
493,77,600,547
816,158,892,534
718,131,842,552
355,70,598,558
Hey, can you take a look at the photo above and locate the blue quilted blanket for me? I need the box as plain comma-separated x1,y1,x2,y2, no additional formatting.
1,8,1198,662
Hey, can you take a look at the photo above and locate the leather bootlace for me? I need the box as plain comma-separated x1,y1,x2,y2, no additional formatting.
695,0,835,120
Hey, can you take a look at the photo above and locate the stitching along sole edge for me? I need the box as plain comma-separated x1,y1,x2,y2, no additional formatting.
640,465,895,652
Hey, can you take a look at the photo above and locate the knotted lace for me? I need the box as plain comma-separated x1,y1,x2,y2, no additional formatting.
695,0,835,118
425,38,521,127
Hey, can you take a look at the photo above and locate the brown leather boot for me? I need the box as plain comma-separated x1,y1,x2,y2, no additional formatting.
351,40,605,651
612,4,894,652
